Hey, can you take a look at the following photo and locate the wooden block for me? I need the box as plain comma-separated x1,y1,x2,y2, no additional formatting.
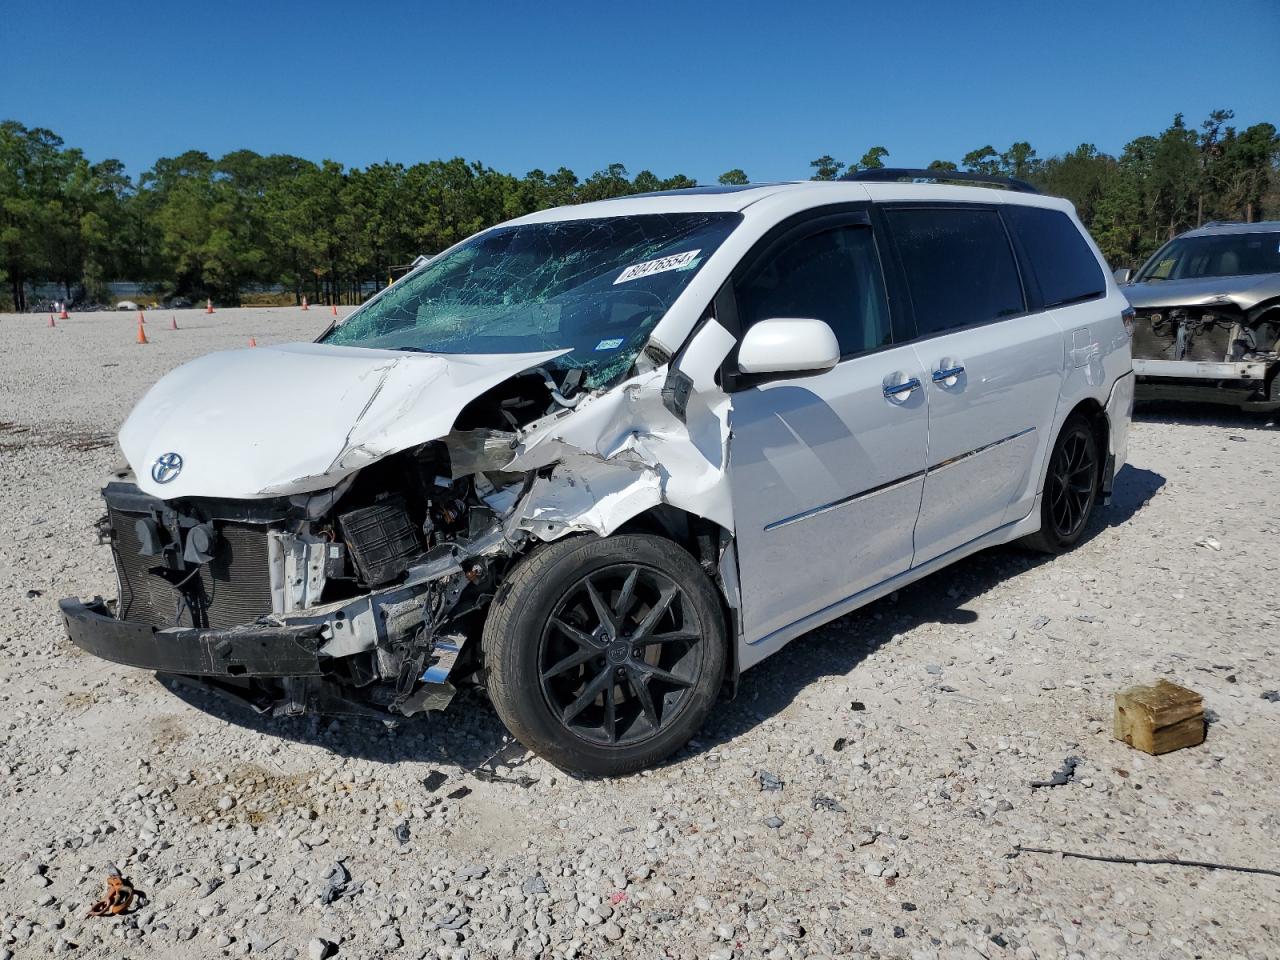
1114,680,1205,755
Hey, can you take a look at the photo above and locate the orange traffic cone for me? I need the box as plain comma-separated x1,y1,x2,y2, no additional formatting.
48,313,56,328
301,296,309,311
170,315,179,331
331,303,338,316
248,337,258,348
138,309,146,325
137,318,149,344
58,302,69,320
205,298,214,314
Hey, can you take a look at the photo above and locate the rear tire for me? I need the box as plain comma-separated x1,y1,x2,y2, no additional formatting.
482,534,726,776
1022,414,1101,554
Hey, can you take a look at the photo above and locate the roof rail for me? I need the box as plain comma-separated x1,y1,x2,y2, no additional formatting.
1200,220,1242,227
841,167,1040,194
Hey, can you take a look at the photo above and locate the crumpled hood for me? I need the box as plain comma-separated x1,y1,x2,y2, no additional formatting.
1122,272,1280,312
119,342,567,500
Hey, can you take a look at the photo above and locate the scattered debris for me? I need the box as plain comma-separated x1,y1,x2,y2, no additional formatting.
1030,756,1080,789
393,822,411,845
832,737,848,752
902,901,917,912
1227,435,1247,442
757,770,783,792
1114,680,1205,755
1195,536,1222,551
1011,844,1280,878
850,701,866,712
422,771,448,793
318,861,353,905
811,795,847,813
87,871,135,917
25,589,43,599
472,769,538,788
609,891,627,905
1262,691,1279,703
447,786,472,800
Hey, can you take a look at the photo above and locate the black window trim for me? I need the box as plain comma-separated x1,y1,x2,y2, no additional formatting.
1001,204,1107,311
718,201,901,392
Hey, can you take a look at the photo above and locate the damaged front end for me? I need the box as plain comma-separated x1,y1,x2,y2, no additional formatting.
62,439,525,718
60,354,737,721
1129,300,1280,407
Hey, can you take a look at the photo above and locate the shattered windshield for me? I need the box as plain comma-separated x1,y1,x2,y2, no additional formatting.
1136,231,1280,282
320,213,740,388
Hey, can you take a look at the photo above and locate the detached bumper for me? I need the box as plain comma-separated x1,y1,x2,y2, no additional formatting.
59,597,326,677
1132,358,1269,381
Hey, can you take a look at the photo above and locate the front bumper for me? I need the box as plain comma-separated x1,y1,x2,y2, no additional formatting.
1132,358,1269,381
59,597,325,677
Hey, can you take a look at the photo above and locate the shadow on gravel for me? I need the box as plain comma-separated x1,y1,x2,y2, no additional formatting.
1135,399,1279,429
159,675,517,772
689,462,1167,760
156,464,1168,779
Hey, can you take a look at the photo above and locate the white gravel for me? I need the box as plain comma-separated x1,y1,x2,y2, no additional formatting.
1,307,1279,959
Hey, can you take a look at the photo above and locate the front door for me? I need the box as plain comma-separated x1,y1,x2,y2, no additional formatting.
725,216,930,645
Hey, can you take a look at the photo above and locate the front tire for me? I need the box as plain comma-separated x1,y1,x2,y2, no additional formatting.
482,534,726,776
1023,414,1101,554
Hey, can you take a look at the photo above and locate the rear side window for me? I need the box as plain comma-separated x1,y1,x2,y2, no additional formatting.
883,207,1024,336
735,224,891,357
1004,205,1105,308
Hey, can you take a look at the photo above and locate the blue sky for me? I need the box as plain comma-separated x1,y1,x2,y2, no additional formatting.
3,0,1277,182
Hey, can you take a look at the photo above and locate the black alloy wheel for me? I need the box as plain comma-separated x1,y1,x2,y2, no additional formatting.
1024,414,1100,553
538,563,703,747
482,534,726,775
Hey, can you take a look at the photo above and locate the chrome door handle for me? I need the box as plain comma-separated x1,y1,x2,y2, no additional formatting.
932,364,965,381
882,377,921,398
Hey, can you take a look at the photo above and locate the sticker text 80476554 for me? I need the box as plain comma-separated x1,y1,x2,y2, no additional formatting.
614,249,700,285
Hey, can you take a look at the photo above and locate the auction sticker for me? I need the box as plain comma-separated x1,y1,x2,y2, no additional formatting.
614,249,700,284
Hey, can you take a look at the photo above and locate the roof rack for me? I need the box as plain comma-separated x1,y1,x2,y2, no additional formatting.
841,167,1039,194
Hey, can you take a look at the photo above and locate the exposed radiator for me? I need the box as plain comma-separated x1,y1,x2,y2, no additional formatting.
109,507,274,629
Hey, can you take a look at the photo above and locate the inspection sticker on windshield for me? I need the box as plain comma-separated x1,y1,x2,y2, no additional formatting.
594,338,624,351
614,249,700,285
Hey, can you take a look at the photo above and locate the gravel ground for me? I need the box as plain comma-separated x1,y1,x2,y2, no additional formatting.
2,307,1278,960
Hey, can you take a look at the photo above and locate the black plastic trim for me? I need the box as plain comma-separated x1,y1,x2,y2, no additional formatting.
843,167,1040,194
60,597,325,677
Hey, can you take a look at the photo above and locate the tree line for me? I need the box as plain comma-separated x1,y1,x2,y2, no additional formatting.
2,110,1276,311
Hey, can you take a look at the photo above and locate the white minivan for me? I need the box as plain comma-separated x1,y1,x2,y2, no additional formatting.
62,170,1134,774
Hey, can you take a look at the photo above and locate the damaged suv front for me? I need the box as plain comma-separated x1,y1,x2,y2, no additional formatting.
60,210,741,736
1119,221,1280,409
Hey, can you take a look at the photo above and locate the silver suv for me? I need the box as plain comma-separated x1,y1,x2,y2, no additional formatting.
1117,221,1280,410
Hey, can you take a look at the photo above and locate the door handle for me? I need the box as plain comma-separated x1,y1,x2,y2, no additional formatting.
932,364,965,382
882,377,921,398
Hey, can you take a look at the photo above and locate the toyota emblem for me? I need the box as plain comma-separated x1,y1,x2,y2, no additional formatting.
151,452,183,484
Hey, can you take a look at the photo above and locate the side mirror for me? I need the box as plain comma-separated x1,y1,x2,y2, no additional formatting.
737,317,840,376
1113,267,1133,284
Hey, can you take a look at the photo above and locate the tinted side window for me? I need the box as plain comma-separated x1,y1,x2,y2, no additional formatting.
735,225,891,357
1004,205,1105,308
884,207,1024,336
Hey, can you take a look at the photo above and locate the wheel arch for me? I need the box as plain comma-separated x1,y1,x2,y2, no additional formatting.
1054,397,1110,497
611,505,743,696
